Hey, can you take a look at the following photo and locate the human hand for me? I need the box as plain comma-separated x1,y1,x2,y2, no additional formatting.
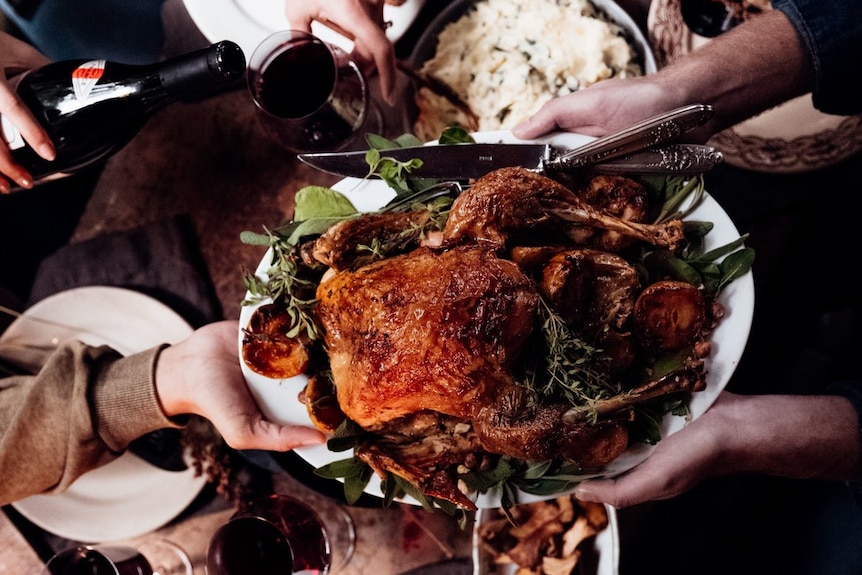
511,76,718,143
573,391,862,508
283,0,397,105
572,392,732,509
154,320,326,452
512,10,810,143
0,32,55,193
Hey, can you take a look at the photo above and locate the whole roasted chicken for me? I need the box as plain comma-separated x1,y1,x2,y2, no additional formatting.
244,167,718,510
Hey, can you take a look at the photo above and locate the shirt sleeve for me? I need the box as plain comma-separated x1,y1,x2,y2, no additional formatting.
772,0,862,115
0,340,179,506
827,379,862,507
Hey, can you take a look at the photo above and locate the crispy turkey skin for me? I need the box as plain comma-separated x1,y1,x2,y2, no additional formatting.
315,244,539,430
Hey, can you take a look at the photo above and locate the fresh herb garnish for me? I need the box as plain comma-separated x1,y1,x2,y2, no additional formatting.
523,298,618,415
638,174,755,299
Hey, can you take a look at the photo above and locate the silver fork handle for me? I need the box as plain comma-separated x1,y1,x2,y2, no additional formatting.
543,104,714,172
585,144,724,175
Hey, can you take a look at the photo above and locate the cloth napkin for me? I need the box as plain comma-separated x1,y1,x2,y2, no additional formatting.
25,214,223,327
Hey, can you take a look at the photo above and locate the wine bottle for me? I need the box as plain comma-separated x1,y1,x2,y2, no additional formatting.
0,41,246,182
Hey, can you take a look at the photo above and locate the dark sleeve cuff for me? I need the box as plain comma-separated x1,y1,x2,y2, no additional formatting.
827,379,862,506
772,0,862,115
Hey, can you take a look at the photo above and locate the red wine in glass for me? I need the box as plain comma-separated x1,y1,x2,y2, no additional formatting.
206,494,355,575
43,547,151,575
42,541,191,575
248,30,372,153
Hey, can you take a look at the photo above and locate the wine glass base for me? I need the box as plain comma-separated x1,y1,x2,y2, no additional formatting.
136,538,193,575
315,504,356,573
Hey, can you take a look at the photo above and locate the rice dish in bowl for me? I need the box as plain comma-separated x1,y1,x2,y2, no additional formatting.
409,0,655,141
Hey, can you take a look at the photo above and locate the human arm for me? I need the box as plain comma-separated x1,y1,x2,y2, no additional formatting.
513,8,813,141
0,320,324,505
0,31,55,192
573,391,862,509
282,0,396,105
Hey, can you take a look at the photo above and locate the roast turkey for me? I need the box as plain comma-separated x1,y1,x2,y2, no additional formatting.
296,167,708,509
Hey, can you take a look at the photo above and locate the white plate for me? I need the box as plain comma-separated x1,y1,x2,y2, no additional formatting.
239,131,755,508
183,0,426,60
473,503,619,575
4,286,207,543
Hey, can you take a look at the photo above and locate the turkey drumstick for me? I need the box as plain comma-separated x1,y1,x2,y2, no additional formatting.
442,167,684,251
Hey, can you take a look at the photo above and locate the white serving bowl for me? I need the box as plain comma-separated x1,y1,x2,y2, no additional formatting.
472,502,620,575
404,0,657,138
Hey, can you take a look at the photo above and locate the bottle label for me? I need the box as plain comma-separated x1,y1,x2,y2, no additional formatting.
72,60,106,101
1,115,25,150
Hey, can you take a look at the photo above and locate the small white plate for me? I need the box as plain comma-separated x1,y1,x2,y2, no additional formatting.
239,131,755,508
183,0,427,60
4,286,207,543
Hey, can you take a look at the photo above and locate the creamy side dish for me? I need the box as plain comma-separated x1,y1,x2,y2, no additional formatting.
414,0,644,140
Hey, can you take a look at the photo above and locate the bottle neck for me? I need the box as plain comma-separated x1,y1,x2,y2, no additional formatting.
159,41,246,101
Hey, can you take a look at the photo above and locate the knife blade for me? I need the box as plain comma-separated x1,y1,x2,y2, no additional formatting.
300,103,716,179
298,142,723,180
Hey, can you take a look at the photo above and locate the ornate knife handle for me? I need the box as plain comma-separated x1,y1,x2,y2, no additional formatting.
586,144,724,175
543,103,715,172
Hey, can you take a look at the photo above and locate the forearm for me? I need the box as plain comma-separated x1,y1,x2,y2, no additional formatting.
657,9,813,135
0,342,174,505
717,393,862,481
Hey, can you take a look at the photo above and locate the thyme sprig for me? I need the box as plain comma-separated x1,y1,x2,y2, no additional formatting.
526,297,617,409
363,132,431,195
356,196,454,261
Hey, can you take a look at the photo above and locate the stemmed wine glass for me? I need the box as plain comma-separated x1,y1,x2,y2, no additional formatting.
205,493,356,575
247,30,380,154
42,538,192,575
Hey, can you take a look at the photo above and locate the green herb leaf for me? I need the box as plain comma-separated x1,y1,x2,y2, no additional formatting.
643,249,704,287
438,125,475,144
239,230,274,246
716,247,756,292
695,234,749,264
343,464,374,504
294,185,358,221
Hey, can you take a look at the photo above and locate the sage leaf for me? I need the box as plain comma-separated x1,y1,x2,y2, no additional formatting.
294,185,357,221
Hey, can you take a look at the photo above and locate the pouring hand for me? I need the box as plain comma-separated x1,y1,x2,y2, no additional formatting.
0,32,55,193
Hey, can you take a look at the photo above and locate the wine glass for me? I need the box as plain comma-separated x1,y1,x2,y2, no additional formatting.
42,538,192,575
246,30,379,154
205,493,356,575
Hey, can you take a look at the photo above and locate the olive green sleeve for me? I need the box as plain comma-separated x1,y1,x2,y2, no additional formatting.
0,340,179,506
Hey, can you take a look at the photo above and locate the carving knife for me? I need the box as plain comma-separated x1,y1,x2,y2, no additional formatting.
299,142,724,179
298,104,721,179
